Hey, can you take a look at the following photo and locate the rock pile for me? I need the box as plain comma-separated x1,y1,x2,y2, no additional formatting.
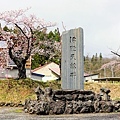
24,87,120,115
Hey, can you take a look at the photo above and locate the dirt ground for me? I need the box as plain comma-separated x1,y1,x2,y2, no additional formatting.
0,107,120,120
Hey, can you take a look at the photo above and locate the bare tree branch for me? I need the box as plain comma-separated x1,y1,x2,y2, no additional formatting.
15,23,29,39
62,21,66,31
111,51,120,57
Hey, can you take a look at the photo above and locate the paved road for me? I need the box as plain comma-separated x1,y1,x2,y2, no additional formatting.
0,107,120,120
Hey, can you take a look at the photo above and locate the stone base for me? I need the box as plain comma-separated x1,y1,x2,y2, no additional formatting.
24,87,120,115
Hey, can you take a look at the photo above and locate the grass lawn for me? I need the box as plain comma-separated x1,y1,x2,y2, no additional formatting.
0,79,120,103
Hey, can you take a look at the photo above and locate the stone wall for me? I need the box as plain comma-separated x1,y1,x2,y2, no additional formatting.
24,87,120,115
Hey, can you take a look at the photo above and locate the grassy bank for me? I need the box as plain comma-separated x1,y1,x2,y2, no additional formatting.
0,79,61,103
85,82,120,101
0,79,120,103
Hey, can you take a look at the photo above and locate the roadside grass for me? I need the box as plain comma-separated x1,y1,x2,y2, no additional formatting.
85,82,120,100
0,79,61,103
0,79,119,103
11,108,24,113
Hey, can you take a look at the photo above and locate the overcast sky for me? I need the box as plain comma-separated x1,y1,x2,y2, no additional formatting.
1,0,120,57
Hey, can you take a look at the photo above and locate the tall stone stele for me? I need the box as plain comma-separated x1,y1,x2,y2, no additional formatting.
61,27,84,90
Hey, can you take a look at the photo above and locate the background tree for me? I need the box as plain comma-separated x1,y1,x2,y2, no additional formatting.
31,53,49,69
3,26,12,32
99,53,103,61
99,60,120,77
0,8,56,79
84,55,91,73
31,27,61,70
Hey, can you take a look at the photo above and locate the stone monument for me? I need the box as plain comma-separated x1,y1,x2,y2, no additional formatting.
24,27,120,115
61,27,84,90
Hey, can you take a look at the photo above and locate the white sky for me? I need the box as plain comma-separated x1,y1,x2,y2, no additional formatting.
1,0,120,57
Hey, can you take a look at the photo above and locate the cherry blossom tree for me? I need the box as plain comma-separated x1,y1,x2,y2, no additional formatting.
0,8,56,79
100,60,120,77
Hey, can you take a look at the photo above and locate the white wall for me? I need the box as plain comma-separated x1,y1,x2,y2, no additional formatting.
0,68,31,79
84,75,98,82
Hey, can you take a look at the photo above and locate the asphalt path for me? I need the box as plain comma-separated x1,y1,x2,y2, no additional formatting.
0,107,120,120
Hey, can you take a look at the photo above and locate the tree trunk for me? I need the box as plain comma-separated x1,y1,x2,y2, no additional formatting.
17,62,26,79
14,58,27,79
9,47,28,79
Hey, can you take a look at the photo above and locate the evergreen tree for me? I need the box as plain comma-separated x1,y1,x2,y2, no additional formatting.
99,53,102,61
31,53,49,69
84,55,91,73
31,28,61,69
91,55,95,63
3,26,10,32
95,53,98,62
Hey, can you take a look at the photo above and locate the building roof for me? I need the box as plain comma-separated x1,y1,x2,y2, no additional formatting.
93,77,120,81
84,73,99,77
49,67,60,76
32,62,60,76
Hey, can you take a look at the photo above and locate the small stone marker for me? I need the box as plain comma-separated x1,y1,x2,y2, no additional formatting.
61,27,84,90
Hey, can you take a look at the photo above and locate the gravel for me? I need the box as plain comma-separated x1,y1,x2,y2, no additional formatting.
0,107,120,120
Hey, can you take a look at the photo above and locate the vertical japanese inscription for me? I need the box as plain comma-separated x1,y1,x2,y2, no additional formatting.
70,36,76,81
61,27,84,90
